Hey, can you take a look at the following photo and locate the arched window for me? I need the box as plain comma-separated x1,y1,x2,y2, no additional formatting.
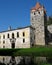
17,32,19,37
23,32,25,36
12,33,14,38
23,38,25,43
8,33,9,38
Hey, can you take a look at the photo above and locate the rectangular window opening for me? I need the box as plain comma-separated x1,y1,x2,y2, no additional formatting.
23,38,25,43
3,46,5,48
23,32,25,36
3,41,5,44
3,35,5,39
17,32,19,37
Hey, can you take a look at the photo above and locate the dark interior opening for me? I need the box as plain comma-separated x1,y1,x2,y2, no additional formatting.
12,43,15,48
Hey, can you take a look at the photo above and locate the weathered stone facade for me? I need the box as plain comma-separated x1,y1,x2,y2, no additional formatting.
0,26,35,48
30,2,47,45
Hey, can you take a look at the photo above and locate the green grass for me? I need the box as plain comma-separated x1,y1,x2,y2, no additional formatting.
39,63,52,65
0,46,52,57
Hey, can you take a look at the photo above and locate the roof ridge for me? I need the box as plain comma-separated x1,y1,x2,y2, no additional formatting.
31,2,46,13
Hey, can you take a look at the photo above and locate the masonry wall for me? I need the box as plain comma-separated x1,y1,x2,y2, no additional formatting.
0,27,31,48
31,8,46,45
30,27,35,47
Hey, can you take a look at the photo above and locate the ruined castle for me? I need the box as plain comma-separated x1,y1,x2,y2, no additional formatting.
0,2,52,48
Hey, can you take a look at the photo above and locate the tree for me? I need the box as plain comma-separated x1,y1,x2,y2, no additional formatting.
47,16,52,25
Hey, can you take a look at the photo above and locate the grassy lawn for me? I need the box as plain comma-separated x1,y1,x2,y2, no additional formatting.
0,46,52,57
39,63,52,65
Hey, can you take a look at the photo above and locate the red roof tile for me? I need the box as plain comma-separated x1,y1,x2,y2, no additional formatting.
32,2,42,10
31,2,46,13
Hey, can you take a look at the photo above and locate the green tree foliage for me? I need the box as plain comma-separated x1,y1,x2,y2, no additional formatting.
47,16,52,25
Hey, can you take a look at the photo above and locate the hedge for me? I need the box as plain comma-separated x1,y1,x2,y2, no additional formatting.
0,47,52,57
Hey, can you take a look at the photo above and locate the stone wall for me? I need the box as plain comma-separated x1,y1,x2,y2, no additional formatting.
30,27,35,47
31,8,45,45
0,27,31,48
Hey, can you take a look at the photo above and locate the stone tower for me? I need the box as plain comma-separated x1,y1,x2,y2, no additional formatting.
30,2,47,45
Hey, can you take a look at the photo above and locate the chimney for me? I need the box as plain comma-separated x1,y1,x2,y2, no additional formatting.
8,26,12,30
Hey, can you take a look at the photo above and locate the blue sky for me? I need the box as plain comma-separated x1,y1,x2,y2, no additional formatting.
0,0,52,31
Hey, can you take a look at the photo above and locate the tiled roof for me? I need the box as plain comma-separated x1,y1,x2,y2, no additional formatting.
32,2,42,10
31,2,46,13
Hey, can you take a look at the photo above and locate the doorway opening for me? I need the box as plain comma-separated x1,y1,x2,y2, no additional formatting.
12,43,15,48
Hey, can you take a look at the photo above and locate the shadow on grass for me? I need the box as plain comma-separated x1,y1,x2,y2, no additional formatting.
0,48,20,56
